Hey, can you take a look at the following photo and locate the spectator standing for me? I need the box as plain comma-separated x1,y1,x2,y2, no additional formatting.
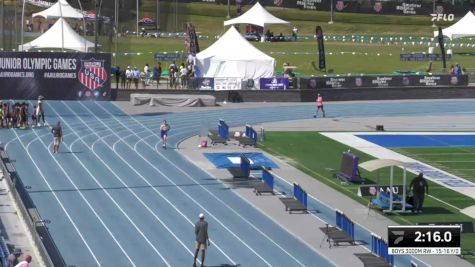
7,247,22,267
193,213,210,267
153,63,161,88
292,26,298,41
180,63,188,89
51,121,63,154
409,173,429,213
115,66,121,89
0,101,3,128
133,67,140,89
144,63,149,75
120,67,126,89
160,120,170,149
125,66,132,89
14,255,32,267
37,96,45,127
314,93,325,118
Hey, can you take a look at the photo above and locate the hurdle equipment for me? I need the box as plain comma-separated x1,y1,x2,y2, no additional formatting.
319,210,355,248
208,119,228,145
227,154,251,179
254,169,275,195
234,124,258,147
355,234,394,267
336,151,362,183
279,183,308,213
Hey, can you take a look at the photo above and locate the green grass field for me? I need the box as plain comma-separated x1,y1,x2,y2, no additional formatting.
393,147,475,184
259,132,475,265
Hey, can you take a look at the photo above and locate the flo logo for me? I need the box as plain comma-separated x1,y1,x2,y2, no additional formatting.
430,13,455,22
78,58,108,90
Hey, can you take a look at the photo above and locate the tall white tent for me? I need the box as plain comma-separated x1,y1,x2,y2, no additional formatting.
224,2,289,28
196,26,275,87
434,11,475,39
32,0,84,19
19,17,94,52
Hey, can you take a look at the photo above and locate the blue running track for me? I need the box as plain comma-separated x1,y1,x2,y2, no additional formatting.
2,100,475,267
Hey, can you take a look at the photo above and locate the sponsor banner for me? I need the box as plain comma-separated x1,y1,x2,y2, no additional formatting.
196,77,214,90
0,52,111,100
169,0,474,16
214,77,242,90
303,74,468,89
259,78,289,90
316,26,326,70
154,53,181,61
400,53,452,61
358,185,405,197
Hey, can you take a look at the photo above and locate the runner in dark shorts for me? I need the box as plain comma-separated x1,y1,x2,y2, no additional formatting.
51,121,63,154
159,120,170,149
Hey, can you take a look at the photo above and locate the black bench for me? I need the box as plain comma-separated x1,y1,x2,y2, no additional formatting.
320,226,354,248
279,197,307,213
354,253,392,267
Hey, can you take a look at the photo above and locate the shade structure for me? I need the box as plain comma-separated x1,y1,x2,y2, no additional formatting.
433,11,475,40
224,2,289,28
196,26,275,86
32,0,84,19
19,18,94,52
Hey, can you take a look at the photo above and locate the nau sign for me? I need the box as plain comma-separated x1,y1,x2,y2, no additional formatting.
0,52,111,100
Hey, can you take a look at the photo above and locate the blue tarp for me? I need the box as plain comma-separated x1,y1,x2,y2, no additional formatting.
357,135,475,148
204,153,279,169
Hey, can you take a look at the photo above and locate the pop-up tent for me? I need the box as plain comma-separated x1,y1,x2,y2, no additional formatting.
433,11,475,39
32,0,84,19
196,26,275,88
224,2,289,42
224,2,289,27
19,17,94,52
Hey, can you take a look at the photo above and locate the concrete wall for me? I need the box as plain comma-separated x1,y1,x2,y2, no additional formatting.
114,86,475,102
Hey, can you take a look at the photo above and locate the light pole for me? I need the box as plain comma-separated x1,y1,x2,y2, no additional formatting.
432,0,436,27
226,0,230,19
175,0,178,32
136,0,139,36
156,0,160,30
20,0,25,51
77,0,87,52
328,0,334,24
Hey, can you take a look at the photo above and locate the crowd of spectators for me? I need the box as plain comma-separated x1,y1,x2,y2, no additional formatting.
114,52,198,90
0,97,45,129
449,63,465,75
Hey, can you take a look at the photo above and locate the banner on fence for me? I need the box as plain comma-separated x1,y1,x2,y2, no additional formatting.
214,77,242,90
196,77,214,90
358,185,405,197
303,74,468,89
154,53,181,61
0,52,111,100
400,53,452,61
259,77,289,90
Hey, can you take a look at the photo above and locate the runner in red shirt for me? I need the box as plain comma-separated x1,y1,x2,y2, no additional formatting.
314,93,325,118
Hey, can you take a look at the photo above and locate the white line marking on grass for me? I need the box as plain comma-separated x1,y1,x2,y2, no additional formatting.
10,122,102,266
104,103,308,267
53,102,174,266
76,102,240,266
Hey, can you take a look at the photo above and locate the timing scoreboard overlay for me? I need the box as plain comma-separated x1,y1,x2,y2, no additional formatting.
0,52,111,100
388,225,461,255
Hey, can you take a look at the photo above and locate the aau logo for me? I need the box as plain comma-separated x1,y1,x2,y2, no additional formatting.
78,58,107,90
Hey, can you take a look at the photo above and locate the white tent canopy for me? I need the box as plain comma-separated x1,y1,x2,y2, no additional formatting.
434,11,475,40
32,0,84,19
20,17,94,52
196,26,275,86
224,2,289,28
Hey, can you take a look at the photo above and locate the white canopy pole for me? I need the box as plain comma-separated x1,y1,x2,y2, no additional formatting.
390,166,394,211
76,0,87,52
403,167,407,212
20,0,26,51
59,0,64,51
136,0,139,37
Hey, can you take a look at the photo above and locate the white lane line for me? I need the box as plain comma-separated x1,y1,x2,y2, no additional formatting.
75,101,237,266
10,125,102,266
29,102,138,267
60,106,200,262
98,102,304,266
49,102,172,266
